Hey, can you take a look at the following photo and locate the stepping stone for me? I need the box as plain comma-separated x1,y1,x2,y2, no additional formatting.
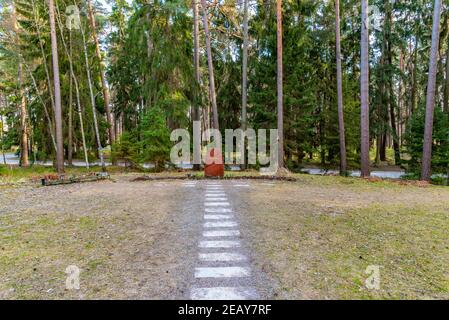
205,208,233,213
190,287,258,300
205,194,226,197
194,267,250,278
199,241,241,248
203,230,240,237
199,252,246,262
204,215,234,220
205,202,230,207
204,221,238,228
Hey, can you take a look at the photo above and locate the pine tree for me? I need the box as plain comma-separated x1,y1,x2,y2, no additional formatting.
422,0,442,181
48,0,64,174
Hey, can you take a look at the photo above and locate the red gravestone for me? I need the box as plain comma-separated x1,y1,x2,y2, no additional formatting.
204,148,225,178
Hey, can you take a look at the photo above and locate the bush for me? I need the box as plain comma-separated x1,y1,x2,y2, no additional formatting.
139,107,171,170
404,106,449,175
111,132,139,168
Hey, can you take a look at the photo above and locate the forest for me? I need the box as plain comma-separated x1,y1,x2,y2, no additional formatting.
2,0,449,302
0,0,448,181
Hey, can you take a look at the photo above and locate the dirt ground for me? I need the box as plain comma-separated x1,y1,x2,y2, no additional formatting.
0,177,201,299
1,173,449,300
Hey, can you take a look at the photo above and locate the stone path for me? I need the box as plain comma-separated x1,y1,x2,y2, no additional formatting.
188,181,259,300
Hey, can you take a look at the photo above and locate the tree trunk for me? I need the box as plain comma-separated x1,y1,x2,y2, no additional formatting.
193,0,201,170
386,5,400,165
241,0,249,170
0,97,6,165
422,0,442,181
376,18,386,166
68,63,73,166
411,35,419,116
335,0,347,175
444,38,449,114
389,90,400,164
48,0,64,174
18,64,29,168
80,6,106,172
87,0,115,145
376,136,381,165
380,133,387,161
360,0,370,177
200,0,219,131
12,5,29,167
398,50,404,145
1,121,5,165
72,72,90,170
276,0,284,170
55,4,90,169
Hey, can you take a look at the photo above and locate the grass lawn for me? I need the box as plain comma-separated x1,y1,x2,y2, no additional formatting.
0,170,448,300
0,177,190,299
244,175,449,299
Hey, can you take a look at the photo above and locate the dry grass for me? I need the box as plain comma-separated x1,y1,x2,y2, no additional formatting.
1,172,449,300
243,175,449,300
0,177,190,300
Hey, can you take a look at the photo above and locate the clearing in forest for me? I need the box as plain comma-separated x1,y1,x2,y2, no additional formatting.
0,174,448,300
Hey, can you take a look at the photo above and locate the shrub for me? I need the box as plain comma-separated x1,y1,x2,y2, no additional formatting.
404,106,449,175
139,107,171,170
111,132,139,168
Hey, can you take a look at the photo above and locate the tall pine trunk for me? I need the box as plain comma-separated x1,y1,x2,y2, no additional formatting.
201,0,219,131
0,96,6,165
48,0,64,174
411,36,419,116
13,5,29,167
241,0,249,169
421,0,442,181
18,64,29,167
87,0,115,145
444,39,449,114
80,8,106,172
277,0,284,170
385,4,400,165
68,62,73,166
201,0,220,130
55,3,90,169
335,0,347,175
398,50,404,145
193,0,201,170
360,0,370,177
